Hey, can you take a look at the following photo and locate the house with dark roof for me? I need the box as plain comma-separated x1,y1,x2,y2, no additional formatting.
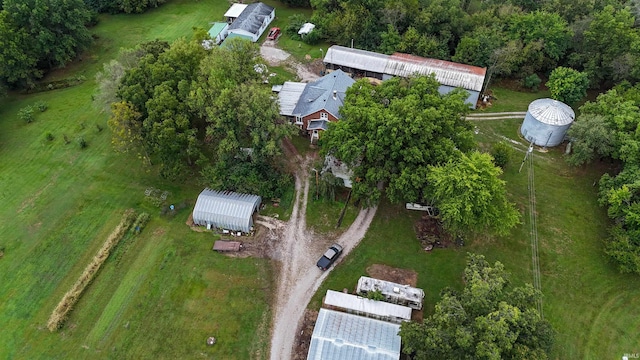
275,70,355,143
225,2,275,42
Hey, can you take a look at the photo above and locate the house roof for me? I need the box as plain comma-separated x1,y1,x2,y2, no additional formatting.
307,119,329,131
220,32,253,47
224,3,247,18
192,189,261,233
292,69,355,118
228,2,274,36
277,81,307,116
324,290,412,322
307,309,402,360
323,45,486,92
208,22,228,38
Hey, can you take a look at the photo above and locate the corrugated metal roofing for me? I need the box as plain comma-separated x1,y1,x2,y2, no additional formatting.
324,290,412,322
324,46,390,74
293,69,355,118
228,2,274,35
192,189,261,233
527,98,575,125
224,3,247,18
323,46,487,92
357,277,424,309
307,309,401,360
278,82,307,116
208,22,228,38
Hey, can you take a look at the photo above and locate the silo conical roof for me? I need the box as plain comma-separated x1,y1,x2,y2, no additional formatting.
527,98,575,126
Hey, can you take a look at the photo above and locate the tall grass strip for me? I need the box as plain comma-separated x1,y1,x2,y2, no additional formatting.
47,209,137,331
130,212,150,234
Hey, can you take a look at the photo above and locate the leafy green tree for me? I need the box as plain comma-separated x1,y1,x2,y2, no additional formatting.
400,253,554,359
453,27,504,68
491,141,513,168
108,101,146,158
0,0,91,87
565,114,616,166
321,75,475,205
425,151,520,236
546,67,590,104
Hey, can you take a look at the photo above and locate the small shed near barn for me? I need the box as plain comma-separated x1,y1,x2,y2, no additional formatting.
192,189,261,233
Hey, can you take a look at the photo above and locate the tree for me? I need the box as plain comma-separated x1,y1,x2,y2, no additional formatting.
0,0,92,86
321,75,475,205
400,253,554,359
425,151,520,236
546,67,590,104
565,114,616,166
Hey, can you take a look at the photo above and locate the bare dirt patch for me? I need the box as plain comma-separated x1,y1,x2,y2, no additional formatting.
292,309,318,360
366,264,418,287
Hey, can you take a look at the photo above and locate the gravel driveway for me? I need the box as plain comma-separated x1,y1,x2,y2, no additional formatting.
264,154,377,360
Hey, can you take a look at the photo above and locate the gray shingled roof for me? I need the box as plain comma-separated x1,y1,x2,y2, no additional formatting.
307,119,329,131
228,2,274,35
192,189,261,233
293,69,355,118
307,309,402,360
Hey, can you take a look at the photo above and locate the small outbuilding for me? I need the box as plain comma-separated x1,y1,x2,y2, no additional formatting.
520,98,575,147
226,2,275,42
192,189,261,233
323,290,412,324
356,276,425,310
298,22,315,36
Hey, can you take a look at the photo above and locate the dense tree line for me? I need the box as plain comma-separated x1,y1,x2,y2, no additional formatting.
105,38,293,197
321,75,519,237
83,0,166,14
307,0,640,88
400,254,554,359
567,82,640,274
0,0,92,88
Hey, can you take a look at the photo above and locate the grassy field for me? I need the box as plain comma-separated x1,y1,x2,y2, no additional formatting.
313,119,640,359
0,0,274,358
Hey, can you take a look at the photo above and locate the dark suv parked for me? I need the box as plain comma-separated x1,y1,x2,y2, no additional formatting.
316,244,343,271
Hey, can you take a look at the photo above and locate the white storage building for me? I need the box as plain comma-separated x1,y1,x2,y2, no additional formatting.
192,189,261,233
307,309,402,360
323,290,412,324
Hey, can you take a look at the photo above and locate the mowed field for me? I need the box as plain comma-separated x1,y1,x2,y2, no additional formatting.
312,118,640,359
0,0,275,358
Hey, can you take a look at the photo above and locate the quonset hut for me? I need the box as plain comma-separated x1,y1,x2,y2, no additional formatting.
520,98,575,147
192,189,261,233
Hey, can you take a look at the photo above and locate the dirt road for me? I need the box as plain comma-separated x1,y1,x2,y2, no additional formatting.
260,40,319,82
266,156,377,360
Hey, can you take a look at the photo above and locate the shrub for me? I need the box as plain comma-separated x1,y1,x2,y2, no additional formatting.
96,123,104,132
285,14,307,37
44,132,54,141
491,141,512,168
35,101,48,112
47,209,136,331
77,137,87,149
522,74,542,91
63,134,71,144
302,29,322,45
18,106,35,123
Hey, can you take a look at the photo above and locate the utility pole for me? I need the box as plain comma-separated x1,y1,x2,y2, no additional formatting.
312,168,319,200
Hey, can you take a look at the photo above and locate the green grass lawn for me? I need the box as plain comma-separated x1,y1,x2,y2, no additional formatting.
0,0,275,358
312,118,640,359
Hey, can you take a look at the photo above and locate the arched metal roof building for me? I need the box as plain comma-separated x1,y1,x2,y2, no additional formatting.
192,189,261,233
520,98,575,147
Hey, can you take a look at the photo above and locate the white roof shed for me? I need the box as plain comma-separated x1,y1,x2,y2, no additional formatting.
192,189,261,233
307,309,402,360
324,290,412,324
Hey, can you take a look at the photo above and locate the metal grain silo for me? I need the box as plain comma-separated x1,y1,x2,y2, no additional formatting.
520,98,575,147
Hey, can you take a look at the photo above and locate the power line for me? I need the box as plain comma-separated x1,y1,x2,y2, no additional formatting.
526,146,544,318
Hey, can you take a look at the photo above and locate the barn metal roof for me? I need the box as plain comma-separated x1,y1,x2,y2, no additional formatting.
228,2,274,35
307,309,402,360
387,53,486,92
323,46,486,92
192,189,261,233
208,22,228,38
324,46,390,74
324,290,412,322
277,81,306,116
292,69,355,118
527,98,575,126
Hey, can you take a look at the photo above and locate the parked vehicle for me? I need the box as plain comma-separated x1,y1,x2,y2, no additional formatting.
316,243,343,270
267,27,280,40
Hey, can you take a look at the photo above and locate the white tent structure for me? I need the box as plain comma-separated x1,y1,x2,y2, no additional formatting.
192,189,261,233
